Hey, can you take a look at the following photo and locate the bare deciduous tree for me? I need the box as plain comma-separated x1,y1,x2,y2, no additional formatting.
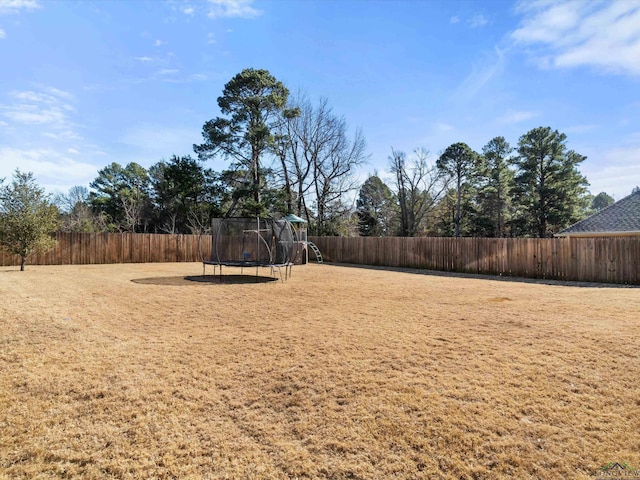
390,147,449,237
275,96,367,235
55,186,101,232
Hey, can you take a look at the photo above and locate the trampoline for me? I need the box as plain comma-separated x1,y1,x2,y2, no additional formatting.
202,217,295,281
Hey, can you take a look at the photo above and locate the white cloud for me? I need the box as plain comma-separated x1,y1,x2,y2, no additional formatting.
564,124,598,134
0,87,85,159
581,145,640,199
2,104,67,124
1,89,75,127
468,14,488,28
0,0,41,15
434,122,454,133
11,89,73,104
149,71,212,84
0,86,105,193
188,73,208,81
11,90,44,102
450,13,488,28
154,39,166,47
134,56,153,62
174,0,261,19
0,28,5,38
0,147,98,193
42,86,74,100
41,129,82,141
206,0,261,19
512,0,581,43
455,46,506,100
119,124,199,161
207,32,216,44
512,0,640,76
82,82,119,93
496,110,539,124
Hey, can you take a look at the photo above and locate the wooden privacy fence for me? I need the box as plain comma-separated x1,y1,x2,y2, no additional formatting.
0,232,212,267
2,233,639,284
309,236,640,285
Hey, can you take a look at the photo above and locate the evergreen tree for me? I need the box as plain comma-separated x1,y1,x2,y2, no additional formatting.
474,137,515,237
149,155,221,233
591,191,614,212
0,170,60,271
89,162,152,232
437,142,481,237
356,175,398,236
194,68,290,216
511,127,590,237
425,189,452,237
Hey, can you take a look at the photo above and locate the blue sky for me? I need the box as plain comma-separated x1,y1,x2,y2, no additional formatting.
1,0,640,200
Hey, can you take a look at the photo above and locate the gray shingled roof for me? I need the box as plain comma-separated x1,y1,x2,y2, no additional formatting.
558,190,640,235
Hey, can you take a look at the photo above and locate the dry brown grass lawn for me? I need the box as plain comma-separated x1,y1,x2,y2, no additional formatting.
1,262,639,479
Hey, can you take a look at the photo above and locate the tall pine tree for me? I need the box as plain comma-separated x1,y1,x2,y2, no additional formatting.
437,142,481,237
356,175,398,236
474,137,515,237
194,68,290,216
511,127,589,237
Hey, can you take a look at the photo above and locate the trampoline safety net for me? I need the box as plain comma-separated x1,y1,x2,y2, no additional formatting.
210,217,295,267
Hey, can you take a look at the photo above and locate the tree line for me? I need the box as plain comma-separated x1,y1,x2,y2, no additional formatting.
358,129,621,238
0,68,629,271
52,68,365,236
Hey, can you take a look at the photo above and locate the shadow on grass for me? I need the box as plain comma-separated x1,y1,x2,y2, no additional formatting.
131,274,278,286
331,262,640,289
0,268,54,274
